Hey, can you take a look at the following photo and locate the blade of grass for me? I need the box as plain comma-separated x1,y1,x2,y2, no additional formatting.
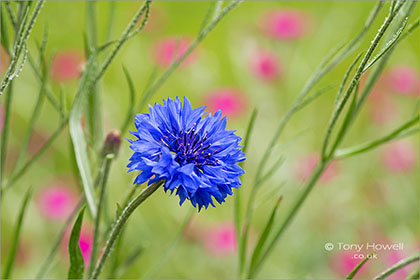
0,83,14,186
68,207,86,279
69,54,98,218
248,196,283,277
1,7,11,52
3,116,68,191
362,17,408,73
406,267,420,279
235,109,257,276
335,114,419,159
120,66,136,133
374,252,419,280
91,180,164,279
2,188,32,279
0,0,45,94
345,253,374,279
36,199,84,279
88,154,114,277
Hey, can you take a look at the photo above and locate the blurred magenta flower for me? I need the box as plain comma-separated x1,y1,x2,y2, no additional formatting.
385,251,413,280
50,51,83,82
329,251,370,278
382,141,416,173
153,37,195,67
260,9,308,40
368,98,397,125
295,154,339,183
386,66,419,97
250,49,282,81
204,89,247,118
37,184,78,220
203,223,237,256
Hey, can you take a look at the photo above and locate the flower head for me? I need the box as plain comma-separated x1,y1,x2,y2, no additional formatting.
203,222,237,256
127,97,245,211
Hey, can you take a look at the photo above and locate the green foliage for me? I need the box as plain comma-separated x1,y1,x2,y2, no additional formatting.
68,208,86,279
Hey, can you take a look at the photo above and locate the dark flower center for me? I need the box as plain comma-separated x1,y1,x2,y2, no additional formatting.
160,126,217,167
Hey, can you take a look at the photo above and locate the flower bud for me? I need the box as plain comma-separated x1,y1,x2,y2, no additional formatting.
102,130,121,157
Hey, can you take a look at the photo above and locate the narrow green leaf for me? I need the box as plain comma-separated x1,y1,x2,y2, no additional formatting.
374,252,419,280
362,17,408,73
248,196,283,277
335,114,419,159
235,109,257,276
36,199,84,279
2,188,32,279
1,7,11,52
68,207,86,279
69,55,97,218
345,253,374,279
120,66,136,133
406,267,420,279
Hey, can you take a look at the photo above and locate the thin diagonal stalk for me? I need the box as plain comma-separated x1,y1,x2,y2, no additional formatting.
91,181,164,279
88,154,114,277
335,114,419,159
0,83,14,185
3,116,68,191
374,252,419,280
0,0,45,94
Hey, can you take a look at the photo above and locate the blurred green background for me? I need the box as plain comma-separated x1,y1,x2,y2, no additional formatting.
1,1,419,279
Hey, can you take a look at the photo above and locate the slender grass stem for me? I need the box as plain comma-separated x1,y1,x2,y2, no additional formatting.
91,180,164,279
345,253,375,279
88,154,114,277
373,252,419,280
335,115,419,159
3,116,68,191
0,83,14,185
2,188,32,279
247,162,327,278
0,0,45,95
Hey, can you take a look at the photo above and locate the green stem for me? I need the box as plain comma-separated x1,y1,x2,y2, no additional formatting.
335,115,419,159
2,188,32,279
1,82,14,184
88,154,114,277
91,180,163,279
373,252,419,280
247,162,327,278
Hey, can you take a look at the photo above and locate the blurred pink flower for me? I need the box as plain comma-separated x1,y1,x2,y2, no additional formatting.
153,37,194,67
260,10,308,40
37,184,78,220
250,50,282,81
368,98,398,125
295,154,339,183
382,141,416,173
50,51,83,82
204,89,247,118
330,251,370,278
385,251,412,280
386,66,419,97
203,223,237,256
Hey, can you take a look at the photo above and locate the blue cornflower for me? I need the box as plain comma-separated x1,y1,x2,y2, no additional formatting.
127,97,245,211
